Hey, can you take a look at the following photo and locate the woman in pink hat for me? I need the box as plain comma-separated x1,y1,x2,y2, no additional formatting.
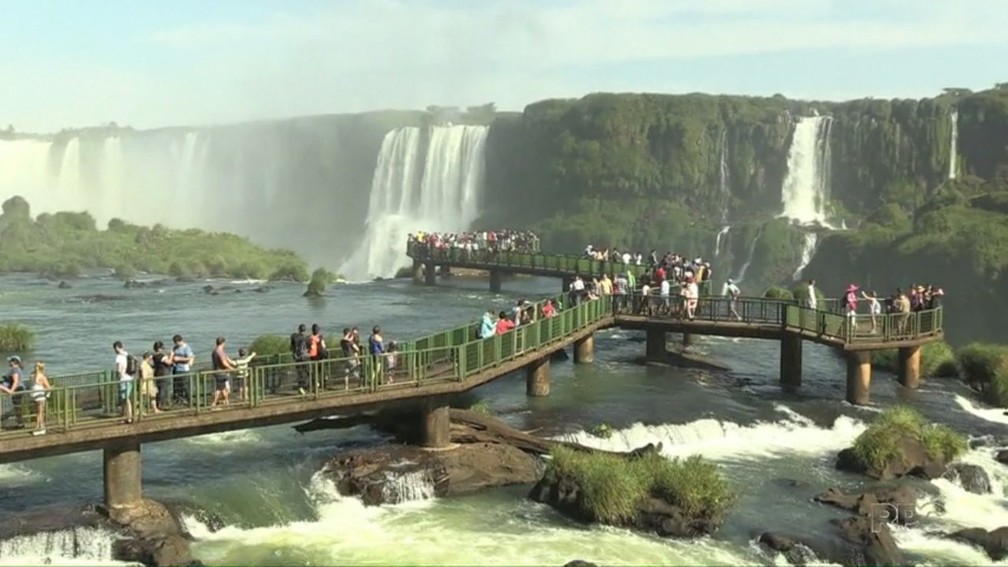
844,284,860,332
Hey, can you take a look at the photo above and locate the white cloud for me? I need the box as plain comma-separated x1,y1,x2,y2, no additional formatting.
4,0,1008,131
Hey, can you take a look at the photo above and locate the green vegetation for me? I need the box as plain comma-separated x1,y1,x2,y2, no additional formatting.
0,323,34,352
0,196,308,281
545,446,733,525
872,341,958,379
589,422,614,439
305,267,338,295
851,407,967,471
248,335,290,357
957,343,1008,406
762,286,794,300
468,402,493,416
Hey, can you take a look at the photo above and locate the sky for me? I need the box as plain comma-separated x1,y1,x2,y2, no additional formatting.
2,0,1006,133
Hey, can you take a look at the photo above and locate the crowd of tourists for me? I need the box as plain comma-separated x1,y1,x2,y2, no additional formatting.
837,281,945,334
408,230,541,258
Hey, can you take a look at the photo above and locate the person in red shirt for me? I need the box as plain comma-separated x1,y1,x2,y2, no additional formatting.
542,300,557,318
496,311,515,334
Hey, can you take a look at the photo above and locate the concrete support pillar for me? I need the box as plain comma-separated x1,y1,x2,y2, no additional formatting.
779,335,803,393
898,346,922,389
411,260,424,285
423,262,436,285
103,440,142,510
489,270,503,293
646,329,667,359
421,396,451,448
573,335,595,364
526,357,551,397
845,351,872,406
682,333,696,347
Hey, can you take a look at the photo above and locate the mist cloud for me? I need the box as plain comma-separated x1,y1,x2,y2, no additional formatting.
4,0,1007,132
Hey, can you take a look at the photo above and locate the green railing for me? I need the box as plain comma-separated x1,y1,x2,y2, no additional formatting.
408,244,652,280
620,293,943,344
0,294,611,440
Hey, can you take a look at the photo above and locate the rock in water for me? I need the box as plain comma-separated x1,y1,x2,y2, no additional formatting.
831,515,905,566
942,462,992,494
815,485,920,524
757,532,822,567
995,449,1008,466
563,561,599,567
949,526,1008,561
836,436,948,480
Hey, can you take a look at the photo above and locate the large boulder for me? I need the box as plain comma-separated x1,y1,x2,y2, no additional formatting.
995,449,1008,466
757,532,824,567
948,526,1008,561
831,515,905,566
326,442,541,505
836,436,947,480
942,463,992,494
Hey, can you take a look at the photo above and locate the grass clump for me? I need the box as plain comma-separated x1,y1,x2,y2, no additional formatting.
589,422,614,439
851,406,967,471
762,286,794,301
248,334,291,357
956,343,1008,406
545,446,733,526
468,402,493,416
0,323,34,352
872,341,958,378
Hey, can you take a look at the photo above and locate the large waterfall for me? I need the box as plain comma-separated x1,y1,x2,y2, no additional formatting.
779,116,833,225
0,124,388,267
948,108,959,180
340,124,489,281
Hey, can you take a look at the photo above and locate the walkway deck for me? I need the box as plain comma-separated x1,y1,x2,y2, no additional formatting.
0,282,942,463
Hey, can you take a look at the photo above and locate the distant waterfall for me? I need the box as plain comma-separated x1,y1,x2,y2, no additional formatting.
948,109,959,180
733,225,763,284
791,233,819,281
714,225,730,259
718,129,730,224
779,116,833,226
340,124,489,280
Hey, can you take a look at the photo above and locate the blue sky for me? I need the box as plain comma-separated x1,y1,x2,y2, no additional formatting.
2,0,1005,132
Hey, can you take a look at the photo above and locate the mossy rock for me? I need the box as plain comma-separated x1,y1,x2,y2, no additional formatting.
957,343,1008,406
839,406,967,480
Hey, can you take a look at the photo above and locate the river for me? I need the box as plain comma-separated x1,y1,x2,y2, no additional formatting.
0,272,1005,566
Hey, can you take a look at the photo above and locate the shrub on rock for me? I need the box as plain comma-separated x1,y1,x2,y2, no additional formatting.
0,323,34,352
530,446,733,536
957,343,1008,406
839,406,967,479
763,286,794,300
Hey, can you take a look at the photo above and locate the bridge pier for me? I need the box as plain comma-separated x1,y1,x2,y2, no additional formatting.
411,260,424,285
103,440,142,510
526,357,550,396
845,351,872,405
573,335,595,364
423,262,436,285
681,333,695,347
421,396,451,448
646,330,666,359
779,336,803,392
897,346,922,389
489,270,503,293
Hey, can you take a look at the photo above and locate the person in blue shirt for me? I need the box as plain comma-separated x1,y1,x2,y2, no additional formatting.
171,334,195,406
480,309,496,339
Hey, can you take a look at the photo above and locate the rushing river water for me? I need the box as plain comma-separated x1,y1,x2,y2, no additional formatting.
0,272,1006,566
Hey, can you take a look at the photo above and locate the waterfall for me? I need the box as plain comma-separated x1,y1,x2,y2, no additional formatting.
948,108,959,180
718,129,729,224
340,124,489,281
714,226,730,258
0,139,51,210
0,526,119,564
779,116,833,226
380,470,437,504
733,225,763,284
791,232,819,281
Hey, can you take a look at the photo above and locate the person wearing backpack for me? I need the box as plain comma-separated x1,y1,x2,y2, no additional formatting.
290,324,309,394
113,341,136,424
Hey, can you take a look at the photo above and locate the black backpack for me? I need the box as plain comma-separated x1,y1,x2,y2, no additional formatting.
125,353,139,375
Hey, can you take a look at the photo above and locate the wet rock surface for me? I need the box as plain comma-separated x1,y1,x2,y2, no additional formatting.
836,436,948,480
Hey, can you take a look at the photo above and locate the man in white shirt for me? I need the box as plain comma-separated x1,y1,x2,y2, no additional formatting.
659,278,671,314
807,279,818,310
113,341,134,424
724,278,742,321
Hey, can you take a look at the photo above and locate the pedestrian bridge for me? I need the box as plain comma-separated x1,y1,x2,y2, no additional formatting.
0,275,943,512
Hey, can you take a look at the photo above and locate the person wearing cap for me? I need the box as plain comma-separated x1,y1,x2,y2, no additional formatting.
1,356,26,428
723,278,742,321
844,284,860,332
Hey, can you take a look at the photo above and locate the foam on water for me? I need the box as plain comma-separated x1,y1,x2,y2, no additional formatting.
185,429,262,446
0,463,43,485
184,469,763,565
560,404,865,461
955,394,1008,426
0,526,133,566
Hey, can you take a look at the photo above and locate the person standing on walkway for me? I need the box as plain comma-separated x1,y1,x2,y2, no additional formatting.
1,356,25,429
113,341,135,424
171,335,194,406
806,279,818,310
29,361,51,435
368,326,385,384
723,278,742,321
152,341,173,410
290,324,309,393
211,337,235,407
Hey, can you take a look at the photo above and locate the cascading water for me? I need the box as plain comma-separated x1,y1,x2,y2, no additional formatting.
948,109,959,180
0,527,120,565
733,225,763,284
718,129,730,224
791,233,819,281
380,469,437,504
714,226,730,259
340,124,489,281
779,116,833,226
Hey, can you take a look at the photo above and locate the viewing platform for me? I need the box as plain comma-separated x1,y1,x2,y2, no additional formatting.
0,257,943,513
